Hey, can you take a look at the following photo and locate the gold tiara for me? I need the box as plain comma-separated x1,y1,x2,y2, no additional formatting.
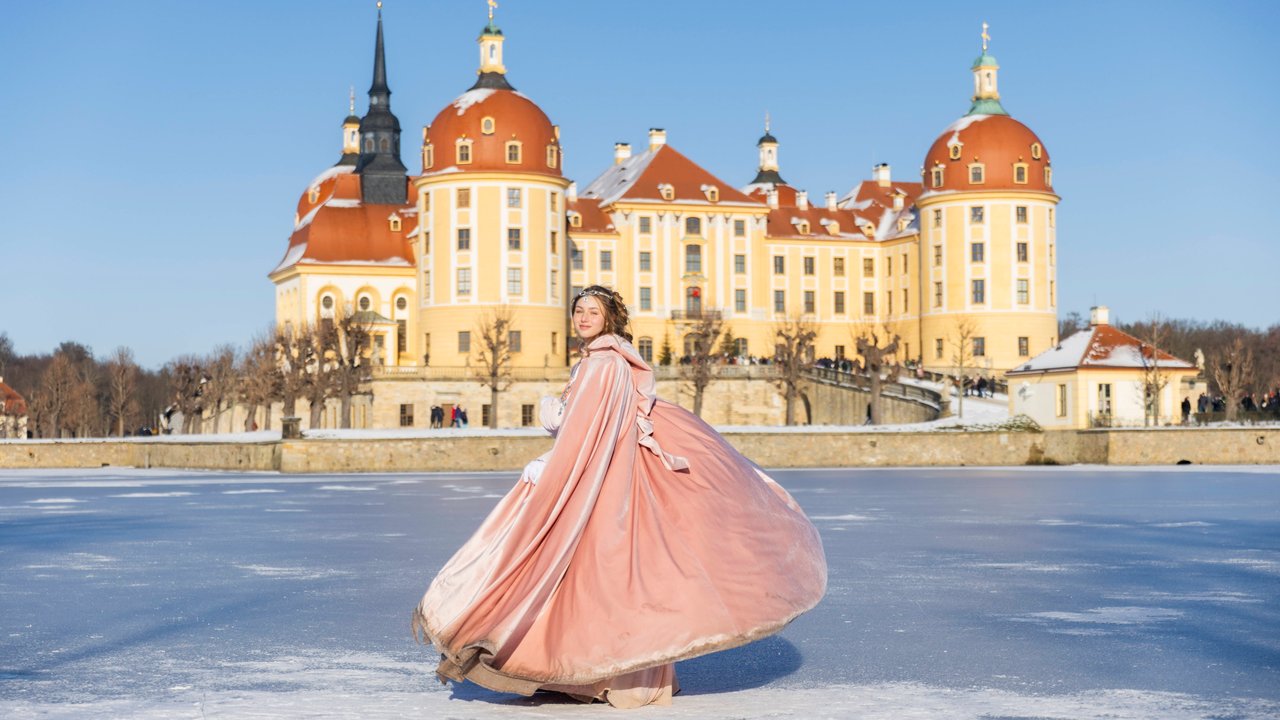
576,288,613,299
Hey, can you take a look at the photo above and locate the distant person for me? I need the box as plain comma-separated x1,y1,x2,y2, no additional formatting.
1181,397,1191,424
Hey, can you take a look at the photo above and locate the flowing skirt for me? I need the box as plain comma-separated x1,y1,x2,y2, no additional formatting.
413,399,826,707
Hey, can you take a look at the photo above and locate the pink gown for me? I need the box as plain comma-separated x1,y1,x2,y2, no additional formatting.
413,334,827,708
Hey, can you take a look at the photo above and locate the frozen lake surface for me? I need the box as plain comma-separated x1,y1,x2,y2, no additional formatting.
1,465,1277,719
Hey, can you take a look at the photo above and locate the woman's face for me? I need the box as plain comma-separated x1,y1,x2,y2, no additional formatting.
573,296,607,341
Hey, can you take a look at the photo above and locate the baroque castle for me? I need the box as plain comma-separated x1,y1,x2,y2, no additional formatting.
269,9,1059,427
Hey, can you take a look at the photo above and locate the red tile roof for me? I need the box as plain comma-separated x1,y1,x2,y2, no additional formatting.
582,145,760,207
0,380,28,417
272,171,416,274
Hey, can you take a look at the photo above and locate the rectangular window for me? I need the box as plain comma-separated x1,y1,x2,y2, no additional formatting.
863,291,874,315
886,257,893,276
933,244,942,266
735,338,748,356
970,206,985,224
571,284,583,297
934,282,943,307
396,319,406,355
481,405,491,427
974,337,986,357
834,291,845,314
509,330,522,353
933,209,942,228
1017,279,1029,304
1017,242,1028,262
734,288,746,312
600,250,613,271
507,144,522,163
457,188,470,208
507,188,522,208
550,231,557,253
458,330,471,353
507,267,523,295
457,267,472,295
1014,165,1027,184
773,290,785,313
423,270,431,298
507,227,522,250
733,219,746,237
803,256,815,275
902,289,909,314
804,290,815,314
639,251,652,272
457,227,471,250
399,403,414,427
458,144,472,164
773,256,785,274
423,231,430,253
685,245,701,273
1056,383,1068,417
639,216,652,234
971,242,985,262
1018,336,1029,357
971,279,985,304
833,257,845,276
734,254,746,274
887,291,893,315
637,338,653,363
550,193,558,212
1016,205,1028,223
639,286,652,311
863,258,874,277
901,253,908,274
970,165,984,183
935,338,944,359
571,245,583,270
521,404,535,427
1098,383,1112,415
550,269,558,296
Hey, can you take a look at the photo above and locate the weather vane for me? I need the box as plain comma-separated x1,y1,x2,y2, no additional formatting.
349,86,355,115
488,0,498,22
981,22,990,52
764,111,771,133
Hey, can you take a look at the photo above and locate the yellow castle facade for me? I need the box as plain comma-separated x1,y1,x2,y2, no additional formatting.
271,10,1060,385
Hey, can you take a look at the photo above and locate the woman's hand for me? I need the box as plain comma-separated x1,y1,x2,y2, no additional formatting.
520,457,547,485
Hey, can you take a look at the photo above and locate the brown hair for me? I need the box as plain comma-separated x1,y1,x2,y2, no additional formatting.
572,285,632,344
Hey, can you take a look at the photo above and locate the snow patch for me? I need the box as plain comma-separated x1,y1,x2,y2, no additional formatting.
109,492,194,498
452,88,495,115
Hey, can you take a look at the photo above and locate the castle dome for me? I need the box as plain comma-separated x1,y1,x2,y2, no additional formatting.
424,87,562,178
921,113,1053,194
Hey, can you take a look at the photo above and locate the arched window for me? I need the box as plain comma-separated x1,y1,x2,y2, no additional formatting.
931,166,944,187
481,117,495,135
505,141,522,164
546,145,558,168
1031,142,1042,160
364,138,375,152
685,244,702,273
637,337,654,363
949,143,962,160
685,286,702,316
379,137,390,152
358,296,372,311
456,139,473,164
685,216,701,236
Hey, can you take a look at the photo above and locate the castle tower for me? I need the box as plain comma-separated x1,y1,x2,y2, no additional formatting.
750,114,786,186
337,87,361,167
356,4,408,204
413,6,572,368
916,25,1059,375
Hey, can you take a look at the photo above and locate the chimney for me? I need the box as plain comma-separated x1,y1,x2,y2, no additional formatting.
648,128,667,150
1090,305,1110,326
873,163,891,187
614,142,631,164
825,191,838,211
567,181,578,203
766,188,779,209
796,190,809,211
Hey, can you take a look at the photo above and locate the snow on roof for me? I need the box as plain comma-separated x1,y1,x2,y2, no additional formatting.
272,242,308,274
1009,328,1093,373
305,165,354,190
451,88,496,115
301,258,413,267
580,149,659,206
945,114,990,145
326,199,361,208
1009,326,1196,374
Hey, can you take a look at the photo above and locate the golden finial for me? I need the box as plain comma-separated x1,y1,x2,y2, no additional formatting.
981,22,990,52
377,0,382,9
488,0,498,21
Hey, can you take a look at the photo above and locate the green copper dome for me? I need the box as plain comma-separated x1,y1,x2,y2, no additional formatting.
967,97,1009,116
971,52,998,69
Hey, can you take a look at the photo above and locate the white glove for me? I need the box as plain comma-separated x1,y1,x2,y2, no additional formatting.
520,457,547,485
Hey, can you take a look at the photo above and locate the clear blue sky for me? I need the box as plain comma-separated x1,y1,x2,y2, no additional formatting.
2,0,1278,369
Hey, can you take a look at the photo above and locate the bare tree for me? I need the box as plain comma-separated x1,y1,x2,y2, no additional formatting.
104,347,140,437
1210,334,1255,422
853,323,902,425
33,352,88,438
238,330,279,431
680,312,725,417
950,315,978,420
330,310,374,429
473,306,516,429
1134,315,1171,427
166,355,205,434
772,315,817,426
202,345,237,434
277,323,314,421
304,324,335,429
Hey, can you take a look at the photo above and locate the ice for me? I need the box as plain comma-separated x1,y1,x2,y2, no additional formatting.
1,466,1277,718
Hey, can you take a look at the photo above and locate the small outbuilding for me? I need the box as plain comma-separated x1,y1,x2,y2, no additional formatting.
0,376,29,439
1006,307,1197,428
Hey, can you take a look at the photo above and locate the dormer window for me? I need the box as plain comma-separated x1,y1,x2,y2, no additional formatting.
423,144,434,169
546,145,558,168
1045,166,1053,185
505,140,522,164
388,214,402,232
569,211,582,228
797,221,811,234
824,220,840,235
1031,142,1042,160
861,223,875,237
457,138,473,165
968,163,985,184
308,186,320,203
1014,163,1029,184
703,185,719,203
931,166,944,187
481,117,496,135
659,184,675,201
948,143,962,160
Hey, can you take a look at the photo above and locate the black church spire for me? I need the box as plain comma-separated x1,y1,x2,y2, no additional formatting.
355,5,407,204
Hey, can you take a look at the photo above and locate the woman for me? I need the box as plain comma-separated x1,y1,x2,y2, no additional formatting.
413,286,827,708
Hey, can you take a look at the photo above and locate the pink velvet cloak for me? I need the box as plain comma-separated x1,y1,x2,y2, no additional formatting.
413,334,827,707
